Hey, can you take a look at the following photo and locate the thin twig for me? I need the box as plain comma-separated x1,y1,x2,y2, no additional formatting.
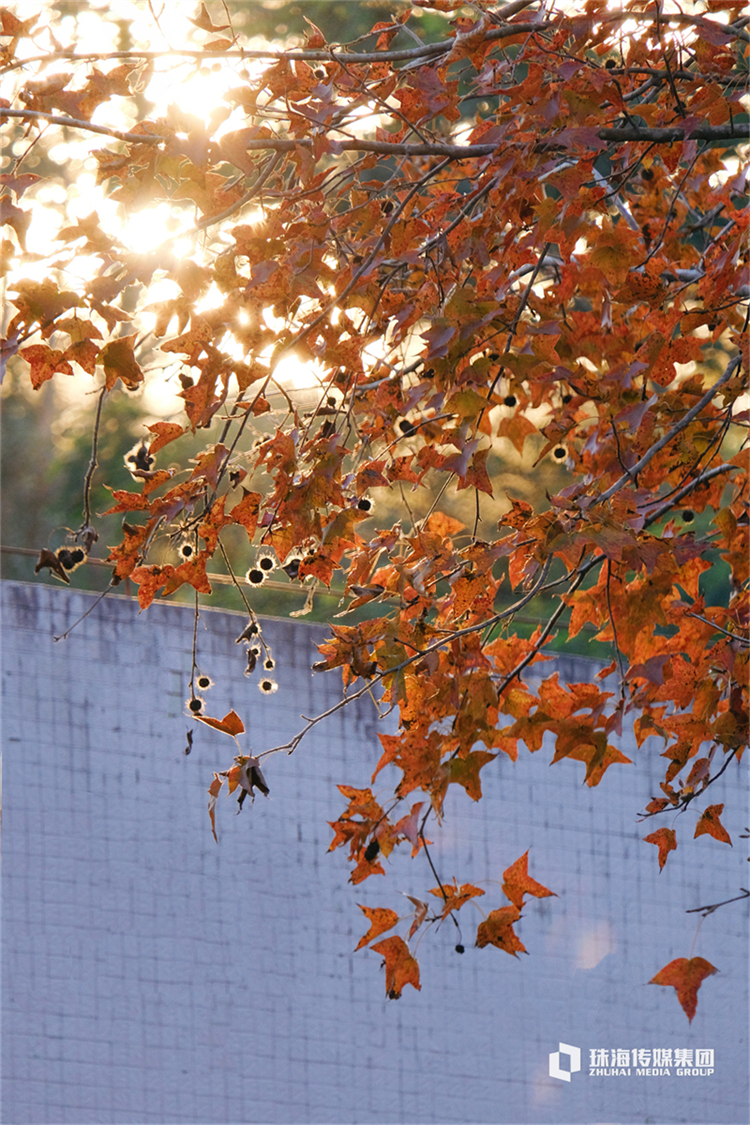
53,587,112,642
81,385,107,533
686,888,749,917
257,558,553,760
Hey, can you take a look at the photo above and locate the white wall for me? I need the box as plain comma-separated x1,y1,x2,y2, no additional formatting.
2,580,748,1124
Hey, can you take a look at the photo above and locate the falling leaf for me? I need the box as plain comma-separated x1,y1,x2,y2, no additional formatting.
649,957,718,1022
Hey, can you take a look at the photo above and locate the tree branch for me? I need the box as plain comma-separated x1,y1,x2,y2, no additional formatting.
257,557,553,761
598,355,743,506
2,110,744,157
0,108,168,144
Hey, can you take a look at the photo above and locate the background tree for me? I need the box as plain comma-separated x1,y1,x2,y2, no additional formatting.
1,0,747,1011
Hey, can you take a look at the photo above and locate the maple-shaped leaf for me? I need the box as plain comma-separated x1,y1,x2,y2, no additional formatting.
371,935,421,999
644,827,677,871
501,851,556,910
354,905,399,951
195,709,245,737
649,957,718,1022
98,334,143,390
130,563,176,609
19,344,73,389
349,854,385,885
448,750,497,801
229,489,261,541
146,421,185,455
429,880,485,919
694,804,732,846
475,905,526,956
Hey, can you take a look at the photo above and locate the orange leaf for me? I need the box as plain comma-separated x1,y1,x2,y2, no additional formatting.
501,851,556,909
694,804,732,846
207,774,224,843
146,421,185,454
644,827,677,870
229,489,261,541
649,957,718,1022
428,880,485,918
370,935,421,998
195,709,245,737
475,905,526,956
354,905,399,951
130,563,176,609
19,344,73,389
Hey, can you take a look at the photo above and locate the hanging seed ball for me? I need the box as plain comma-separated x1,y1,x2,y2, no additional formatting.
682,510,695,523
246,567,265,586
552,445,567,460
188,697,204,714
504,394,517,408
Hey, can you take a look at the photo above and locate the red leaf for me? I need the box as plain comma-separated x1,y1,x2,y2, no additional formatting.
649,957,718,1022
195,709,245,737
694,804,732,846
501,851,556,910
230,489,261,541
644,827,677,871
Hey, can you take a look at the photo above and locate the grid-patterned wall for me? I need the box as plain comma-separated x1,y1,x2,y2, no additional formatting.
2,580,748,1125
